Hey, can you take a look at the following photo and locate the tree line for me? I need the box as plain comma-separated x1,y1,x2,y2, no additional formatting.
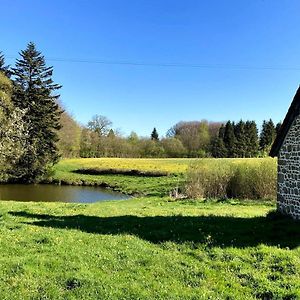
78,117,280,159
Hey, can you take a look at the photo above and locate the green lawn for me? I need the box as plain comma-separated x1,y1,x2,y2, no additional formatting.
0,158,299,299
0,197,299,299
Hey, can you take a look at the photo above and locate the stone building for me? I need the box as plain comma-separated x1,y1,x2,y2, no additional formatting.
270,87,300,219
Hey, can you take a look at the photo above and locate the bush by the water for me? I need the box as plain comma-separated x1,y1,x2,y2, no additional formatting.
185,158,277,200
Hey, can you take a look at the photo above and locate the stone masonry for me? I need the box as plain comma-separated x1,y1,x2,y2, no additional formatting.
278,115,300,219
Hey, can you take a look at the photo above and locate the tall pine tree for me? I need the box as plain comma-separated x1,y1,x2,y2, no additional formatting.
244,121,259,157
275,122,282,136
151,127,159,141
223,121,236,157
0,52,10,77
11,42,62,182
234,120,247,157
259,119,276,154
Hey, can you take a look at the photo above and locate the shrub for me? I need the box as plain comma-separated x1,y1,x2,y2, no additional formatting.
185,159,233,199
185,158,277,200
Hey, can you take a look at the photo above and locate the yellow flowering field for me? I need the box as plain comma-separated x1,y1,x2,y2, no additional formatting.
59,157,197,174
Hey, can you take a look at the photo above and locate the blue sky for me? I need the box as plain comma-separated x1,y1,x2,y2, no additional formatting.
1,0,300,136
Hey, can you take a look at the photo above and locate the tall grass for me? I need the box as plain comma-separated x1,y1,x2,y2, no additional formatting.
185,158,277,200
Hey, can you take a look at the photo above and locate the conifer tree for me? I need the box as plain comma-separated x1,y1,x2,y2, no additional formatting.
11,42,62,182
151,127,159,141
234,120,247,157
211,136,227,157
259,119,276,154
0,52,10,76
223,121,235,157
107,128,115,138
244,121,259,157
218,124,225,139
275,122,282,136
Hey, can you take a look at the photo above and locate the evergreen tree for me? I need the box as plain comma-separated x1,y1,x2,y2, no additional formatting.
107,128,115,138
244,121,259,157
0,52,10,76
151,127,159,141
218,124,225,139
234,120,247,157
275,122,282,136
223,121,236,157
211,136,227,158
11,42,62,182
259,119,276,154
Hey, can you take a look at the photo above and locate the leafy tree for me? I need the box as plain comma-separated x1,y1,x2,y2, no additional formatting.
160,138,186,157
151,127,159,141
0,73,28,182
87,114,112,136
57,108,81,157
259,119,276,154
11,42,62,182
128,131,139,144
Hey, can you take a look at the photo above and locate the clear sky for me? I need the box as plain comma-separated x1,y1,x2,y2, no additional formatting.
1,0,300,137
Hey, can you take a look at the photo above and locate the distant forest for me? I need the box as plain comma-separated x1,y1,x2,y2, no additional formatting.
0,43,281,184
76,117,281,159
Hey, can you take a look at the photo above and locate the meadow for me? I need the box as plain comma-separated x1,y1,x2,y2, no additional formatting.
0,157,299,299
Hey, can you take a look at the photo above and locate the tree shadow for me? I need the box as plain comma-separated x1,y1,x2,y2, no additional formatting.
9,211,300,249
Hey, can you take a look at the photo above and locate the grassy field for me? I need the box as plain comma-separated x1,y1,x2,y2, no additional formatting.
0,157,299,299
1,197,299,299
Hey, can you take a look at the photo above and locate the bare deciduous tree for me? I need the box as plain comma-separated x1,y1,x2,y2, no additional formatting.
87,114,112,136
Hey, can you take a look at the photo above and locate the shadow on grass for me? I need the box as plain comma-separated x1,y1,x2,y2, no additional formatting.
9,211,300,249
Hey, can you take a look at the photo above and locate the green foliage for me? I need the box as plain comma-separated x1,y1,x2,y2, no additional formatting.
150,127,159,141
0,51,10,76
11,42,62,182
57,109,81,158
160,138,186,157
211,136,227,158
223,121,236,157
212,120,260,158
260,119,276,154
87,114,112,136
185,158,277,200
0,73,28,182
0,197,298,299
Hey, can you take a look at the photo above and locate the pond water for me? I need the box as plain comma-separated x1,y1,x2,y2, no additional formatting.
0,184,130,203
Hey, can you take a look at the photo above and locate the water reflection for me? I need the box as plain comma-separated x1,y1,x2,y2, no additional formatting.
0,184,130,203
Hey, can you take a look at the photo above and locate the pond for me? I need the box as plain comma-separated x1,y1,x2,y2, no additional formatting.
0,184,130,203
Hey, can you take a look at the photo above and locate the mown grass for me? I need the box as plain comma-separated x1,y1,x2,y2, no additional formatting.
0,197,299,299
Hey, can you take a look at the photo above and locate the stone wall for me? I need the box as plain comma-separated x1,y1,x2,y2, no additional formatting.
278,115,300,219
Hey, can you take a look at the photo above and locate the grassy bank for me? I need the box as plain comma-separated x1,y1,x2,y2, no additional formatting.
1,197,299,299
51,158,194,196
51,158,277,199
